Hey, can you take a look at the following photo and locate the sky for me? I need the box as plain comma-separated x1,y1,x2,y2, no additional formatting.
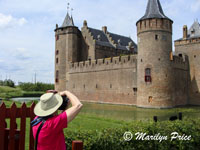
0,0,199,84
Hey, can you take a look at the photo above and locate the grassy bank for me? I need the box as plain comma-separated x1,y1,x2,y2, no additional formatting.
0,86,44,99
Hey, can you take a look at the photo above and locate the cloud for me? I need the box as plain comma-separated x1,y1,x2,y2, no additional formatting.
0,13,27,29
14,48,31,60
191,0,200,12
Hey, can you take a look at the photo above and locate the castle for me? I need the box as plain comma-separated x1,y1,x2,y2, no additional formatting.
54,0,200,108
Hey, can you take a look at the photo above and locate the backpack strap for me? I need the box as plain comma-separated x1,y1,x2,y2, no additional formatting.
35,120,46,150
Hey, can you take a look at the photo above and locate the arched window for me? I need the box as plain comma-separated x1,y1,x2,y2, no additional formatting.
145,68,152,82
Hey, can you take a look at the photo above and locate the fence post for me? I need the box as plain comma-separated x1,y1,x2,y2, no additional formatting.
19,103,27,150
9,103,17,150
29,102,36,150
72,141,83,150
0,103,6,150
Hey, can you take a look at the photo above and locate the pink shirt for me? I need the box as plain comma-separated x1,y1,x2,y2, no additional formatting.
32,112,68,150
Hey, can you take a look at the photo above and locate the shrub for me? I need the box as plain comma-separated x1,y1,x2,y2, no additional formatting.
64,119,200,150
18,82,54,92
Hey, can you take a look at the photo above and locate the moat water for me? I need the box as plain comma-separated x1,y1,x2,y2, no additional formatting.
11,97,40,103
10,98,200,121
80,102,200,121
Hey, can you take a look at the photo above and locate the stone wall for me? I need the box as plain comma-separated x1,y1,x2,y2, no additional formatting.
175,39,200,105
172,56,189,106
66,55,137,105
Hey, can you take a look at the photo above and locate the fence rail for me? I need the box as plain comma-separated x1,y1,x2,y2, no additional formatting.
0,102,83,150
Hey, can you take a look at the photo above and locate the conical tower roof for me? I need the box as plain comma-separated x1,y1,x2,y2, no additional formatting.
62,12,74,27
137,0,172,24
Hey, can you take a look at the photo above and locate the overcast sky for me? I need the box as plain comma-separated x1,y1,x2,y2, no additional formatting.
0,0,199,84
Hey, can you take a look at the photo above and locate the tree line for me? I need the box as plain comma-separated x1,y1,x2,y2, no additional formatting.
0,79,54,92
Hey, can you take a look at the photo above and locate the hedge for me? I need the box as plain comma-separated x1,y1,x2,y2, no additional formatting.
64,119,200,150
18,82,54,92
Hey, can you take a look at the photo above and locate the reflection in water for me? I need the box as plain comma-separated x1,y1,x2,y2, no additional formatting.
11,97,40,103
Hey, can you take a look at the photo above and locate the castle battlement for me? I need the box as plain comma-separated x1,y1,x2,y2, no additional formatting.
137,18,172,34
175,37,200,46
172,55,189,70
69,55,137,73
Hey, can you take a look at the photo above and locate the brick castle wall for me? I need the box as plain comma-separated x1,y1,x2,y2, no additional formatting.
175,39,200,105
67,55,137,105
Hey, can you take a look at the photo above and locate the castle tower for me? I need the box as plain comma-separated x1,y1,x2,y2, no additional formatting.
54,12,81,91
136,0,174,108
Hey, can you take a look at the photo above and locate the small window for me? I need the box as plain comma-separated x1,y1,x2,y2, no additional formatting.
110,84,112,88
56,35,59,41
148,96,153,103
162,35,167,41
145,68,152,82
133,88,137,95
56,50,59,55
56,58,59,64
55,70,59,83
155,35,158,40
194,55,196,58
83,84,85,89
96,84,98,88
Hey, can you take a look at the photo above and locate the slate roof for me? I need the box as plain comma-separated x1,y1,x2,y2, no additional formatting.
137,0,172,24
62,12,74,27
88,27,109,42
188,21,200,38
108,32,137,47
87,27,137,51
175,21,200,41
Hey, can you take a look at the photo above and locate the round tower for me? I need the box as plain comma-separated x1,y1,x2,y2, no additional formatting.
136,0,174,108
54,12,81,91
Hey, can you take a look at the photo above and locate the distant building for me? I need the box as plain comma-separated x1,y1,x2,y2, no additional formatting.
54,0,200,108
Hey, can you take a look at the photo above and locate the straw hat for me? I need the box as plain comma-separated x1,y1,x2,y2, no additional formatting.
34,93,63,117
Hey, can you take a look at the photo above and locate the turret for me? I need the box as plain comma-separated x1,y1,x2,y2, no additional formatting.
136,0,174,108
54,12,81,91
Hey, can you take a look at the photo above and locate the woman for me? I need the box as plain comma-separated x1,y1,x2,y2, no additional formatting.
32,90,83,150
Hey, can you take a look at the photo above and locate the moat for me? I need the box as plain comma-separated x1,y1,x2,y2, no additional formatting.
11,97,200,121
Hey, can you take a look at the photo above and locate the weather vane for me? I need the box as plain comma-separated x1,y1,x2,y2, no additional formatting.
67,2,70,12
71,8,73,16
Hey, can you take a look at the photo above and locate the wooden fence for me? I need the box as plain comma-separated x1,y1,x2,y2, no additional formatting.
0,102,83,150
